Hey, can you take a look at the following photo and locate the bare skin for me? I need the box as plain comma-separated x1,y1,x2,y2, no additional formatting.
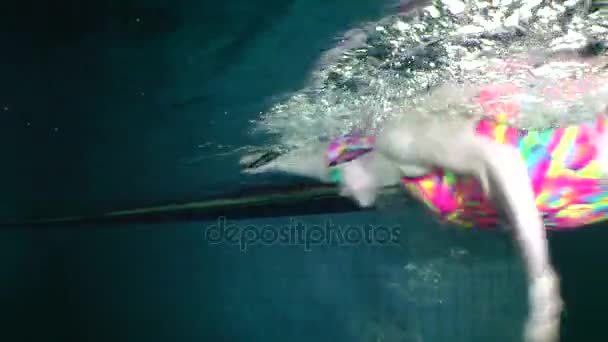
243,115,563,342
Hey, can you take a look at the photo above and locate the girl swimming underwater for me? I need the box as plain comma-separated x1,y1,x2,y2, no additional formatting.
242,80,608,342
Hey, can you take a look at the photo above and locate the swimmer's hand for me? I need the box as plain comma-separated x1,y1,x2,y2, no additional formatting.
336,152,403,207
240,145,402,208
337,157,380,207
240,150,284,173
239,144,331,181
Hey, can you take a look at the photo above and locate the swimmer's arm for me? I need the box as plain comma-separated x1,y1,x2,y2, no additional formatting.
240,144,403,185
241,144,403,207
334,151,403,207
241,144,332,181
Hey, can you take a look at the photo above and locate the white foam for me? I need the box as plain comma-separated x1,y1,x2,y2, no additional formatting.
249,1,608,152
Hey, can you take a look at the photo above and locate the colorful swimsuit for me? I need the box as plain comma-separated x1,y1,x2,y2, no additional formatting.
326,84,608,230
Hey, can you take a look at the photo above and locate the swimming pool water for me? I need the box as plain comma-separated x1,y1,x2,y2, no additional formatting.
2,0,608,341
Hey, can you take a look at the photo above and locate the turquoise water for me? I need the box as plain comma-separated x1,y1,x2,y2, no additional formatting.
2,0,608,341
0,212,530,342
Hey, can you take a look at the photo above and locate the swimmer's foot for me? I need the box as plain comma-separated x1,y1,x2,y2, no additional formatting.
524,269,563,342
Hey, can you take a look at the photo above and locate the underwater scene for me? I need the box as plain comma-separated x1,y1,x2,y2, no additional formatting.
1,0,608,341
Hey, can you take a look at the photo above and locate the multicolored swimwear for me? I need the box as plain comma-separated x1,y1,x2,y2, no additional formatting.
326,83,608,230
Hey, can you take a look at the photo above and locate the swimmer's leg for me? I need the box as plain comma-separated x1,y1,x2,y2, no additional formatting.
374,118,562,342
480,141,562,342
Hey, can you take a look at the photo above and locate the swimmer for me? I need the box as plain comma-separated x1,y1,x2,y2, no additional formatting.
242,80,608,342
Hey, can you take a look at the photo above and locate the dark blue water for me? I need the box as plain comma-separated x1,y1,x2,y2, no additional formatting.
1,0,608,341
